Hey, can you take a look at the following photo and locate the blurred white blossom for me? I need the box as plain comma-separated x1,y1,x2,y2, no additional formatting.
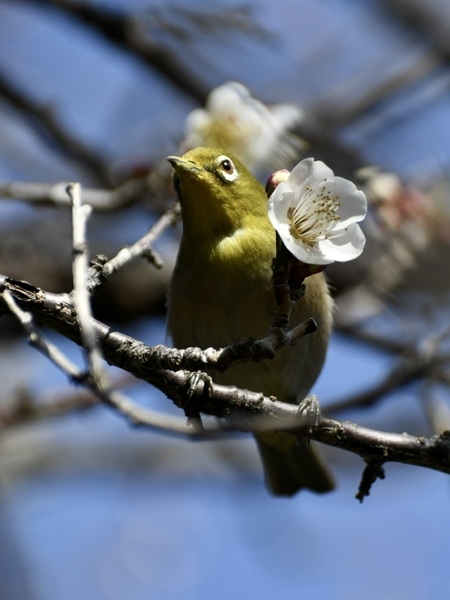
359,167,432,234
268,158,367,265
181,82,304,174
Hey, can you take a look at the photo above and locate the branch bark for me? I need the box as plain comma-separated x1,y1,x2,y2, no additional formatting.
0,176,160,211
1,274,449,483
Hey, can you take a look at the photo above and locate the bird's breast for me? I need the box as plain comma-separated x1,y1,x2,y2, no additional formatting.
168,231,275,350
167,226,332,402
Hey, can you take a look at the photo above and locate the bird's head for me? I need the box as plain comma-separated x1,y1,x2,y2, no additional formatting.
167,147,268,240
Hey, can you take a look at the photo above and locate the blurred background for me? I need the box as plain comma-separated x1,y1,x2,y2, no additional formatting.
1,0,450,598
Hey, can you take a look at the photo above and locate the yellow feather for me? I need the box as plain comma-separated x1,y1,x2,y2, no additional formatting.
167,147,334,495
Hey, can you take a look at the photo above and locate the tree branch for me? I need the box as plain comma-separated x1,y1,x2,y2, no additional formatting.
0,176,160,211
86,203,181,292
1,275,450,482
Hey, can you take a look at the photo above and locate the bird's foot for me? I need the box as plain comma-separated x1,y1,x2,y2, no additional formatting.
183,370,213,430
296,394,321,447
185,370,213,399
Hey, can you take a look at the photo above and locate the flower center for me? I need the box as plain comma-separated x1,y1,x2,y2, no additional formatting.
288,183,341,246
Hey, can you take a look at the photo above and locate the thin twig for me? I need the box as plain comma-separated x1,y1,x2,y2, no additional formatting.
217,318,317,366
356,459,386,502
0,386,98,430
336,322,412,354
326,325,450,415
0,373,134,429
87,203,181,292
420,382,450,435
68,182,107,388
0,176,159,211
1,288,84,382
324,358,436,414
310,53,440,130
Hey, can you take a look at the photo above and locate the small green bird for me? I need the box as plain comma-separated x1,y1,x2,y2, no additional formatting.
167,146,334,496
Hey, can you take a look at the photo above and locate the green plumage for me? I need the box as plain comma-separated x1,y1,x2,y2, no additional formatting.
167,147,334,496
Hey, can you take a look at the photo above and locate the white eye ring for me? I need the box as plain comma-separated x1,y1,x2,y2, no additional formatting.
217,155,239,182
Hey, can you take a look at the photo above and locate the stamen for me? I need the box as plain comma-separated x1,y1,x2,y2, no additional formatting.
287,181,341,245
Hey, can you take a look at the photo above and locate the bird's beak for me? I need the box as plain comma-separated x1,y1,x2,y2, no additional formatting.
167,156,202,176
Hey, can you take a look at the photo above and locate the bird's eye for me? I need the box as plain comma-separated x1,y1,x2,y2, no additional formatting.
217,155,239,182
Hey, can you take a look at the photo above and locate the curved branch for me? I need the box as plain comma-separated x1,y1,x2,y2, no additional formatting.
1,275,450,480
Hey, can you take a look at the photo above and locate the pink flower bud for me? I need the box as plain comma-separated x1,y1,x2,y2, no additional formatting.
265,169,290,197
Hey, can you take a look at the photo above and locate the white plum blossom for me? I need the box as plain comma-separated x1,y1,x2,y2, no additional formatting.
267,158,367,265
182,82,304,175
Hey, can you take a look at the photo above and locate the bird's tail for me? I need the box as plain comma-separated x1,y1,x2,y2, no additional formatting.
255,432,335,496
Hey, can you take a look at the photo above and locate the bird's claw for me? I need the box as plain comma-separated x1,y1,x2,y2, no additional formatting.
296,394,321,447
183,370,213,430
186,370,213,400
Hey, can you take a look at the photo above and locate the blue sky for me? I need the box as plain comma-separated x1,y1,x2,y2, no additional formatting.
1,1,450,598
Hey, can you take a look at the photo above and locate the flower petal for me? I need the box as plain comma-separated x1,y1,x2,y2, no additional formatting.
287,158,313,187
330,179,367,227
268,183,295,226
281,235,333,265
288,158,334,189
182,82,305,174
207,82,249,114
267,156,367,265
184,109,209,134
271,104,303,130
319,223,366,261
